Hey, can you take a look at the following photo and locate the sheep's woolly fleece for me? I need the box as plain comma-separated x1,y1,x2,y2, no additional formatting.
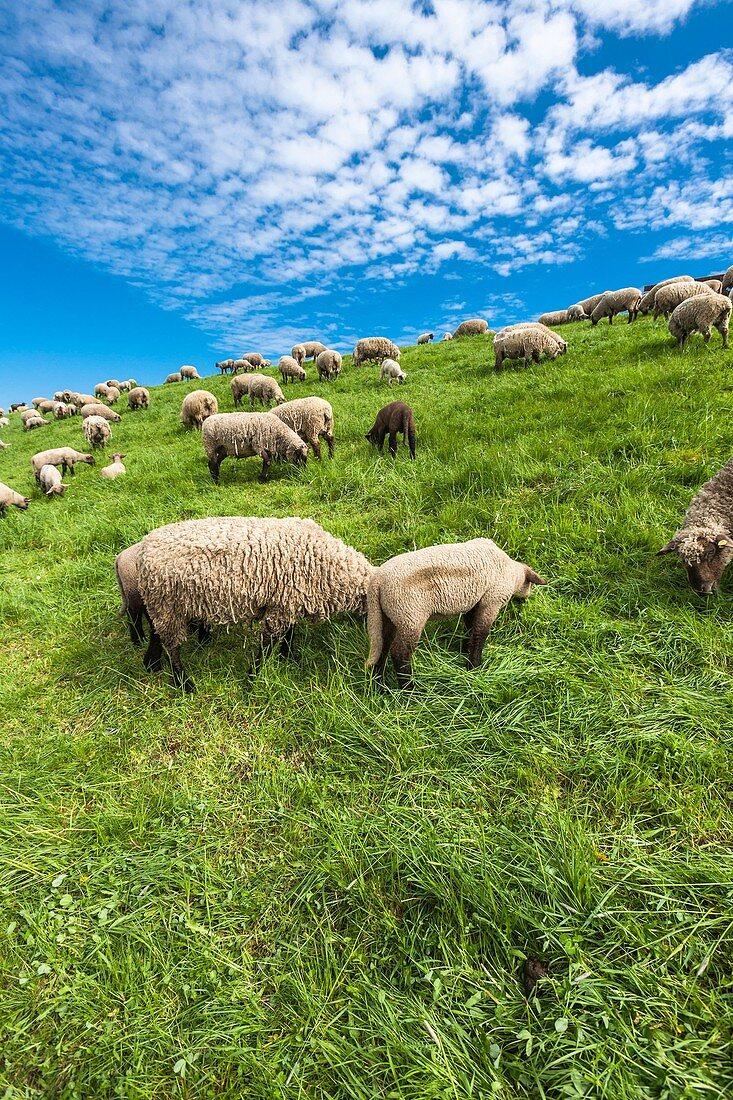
494,326,564,368
353,337,401,367
668,293,731,347
590,287,641,323
202,411,307,464
180,389,218,428
137,516,375,648
31,447,93,477
453,319,489,337
271,397,334,456
664,456,733,565
653,281,712,317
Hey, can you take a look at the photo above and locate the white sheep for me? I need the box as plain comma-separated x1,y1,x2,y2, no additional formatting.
31,447,95,481
39,464,68,497
366,539,546,688
106,379,122,390
180,389,219,429
652,281,713,319
668,293,731,349
165,372,182,384
0,482,30,515
380,359,407,385
127,387,150,410
494,327,565,370
23,415,48,431
353,337,401,367
538,310,572,326
83,415,111,448
202,412,307,483
453,319,489,338
80,403,121,422
101,453,127,479
590,288,642,325
638,276,694,315
134,516,375,691
231,373,284,408
180,365,200,381
271,397,335,459
315,350,342,381
442,333,453,341
279,356,307,384
291,344,307,365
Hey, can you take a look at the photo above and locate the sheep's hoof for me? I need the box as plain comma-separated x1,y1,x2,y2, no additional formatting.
177,676,196,694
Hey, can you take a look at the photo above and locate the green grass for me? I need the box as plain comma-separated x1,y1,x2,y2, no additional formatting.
1,320,732,1099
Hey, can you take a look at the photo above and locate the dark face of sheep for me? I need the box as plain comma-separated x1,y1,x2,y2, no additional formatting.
658,534,733,596
288,443,308,467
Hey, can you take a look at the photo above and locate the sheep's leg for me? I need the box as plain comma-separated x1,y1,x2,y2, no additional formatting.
259,451,271,482
196,622,212,646
717,321,729,349
143,628,165,674
407,428,416,459
324,432,335,458
372,615,396,686
311,437,322,460
169,645,195,694
467,601,502,669
388,429,398,458
208,455,221,484
390,636,415,690
279,625,296,659
129,605,146,647
376,428,386,453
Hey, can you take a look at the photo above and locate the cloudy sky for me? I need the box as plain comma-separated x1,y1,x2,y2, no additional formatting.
0,0,731,403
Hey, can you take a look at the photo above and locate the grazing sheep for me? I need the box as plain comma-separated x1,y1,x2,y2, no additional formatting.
202,412,307,483
494,327,565,370
180,365,200,381
101,453,127,480
271,396,334,459
721,266,733,295
0,416,9,428
34,399,57,414
69,393,96,409
590,287,642,325
658,454,733,595
638,276,694,315
380,359,407,385
366,401,416,460
240,352,265,369
31,448,94,481
116,380,132,392
417,332,434,345
366,539,546,688
105,387,121,404
95,383,112,399
115,541,146,646
279,356,307,384
215,359,236,375
23,415,48,431
538,310,572,326
353,337,401,368
567,303,588,321
495,323,567,353
31,397,47,410
230,358,256,374
442,333,453,341
20,408,41,422
653,281,713,319
0,440,9,450
248,375,285,408
668,293,731,349
165,372,182,384
9,403,27,412
135,516,375,691
230,374,253,408
0,482,30,515
296,341,328,362
453,319,489,338
54,402,76,419
698,279,723,294
574,292,609,317
39,464,68,497
291,345,307,366
180,389,219,429
83,415,111,448
127,387,150,410
316,350,342,381
80,403,121,422
106,379,122,391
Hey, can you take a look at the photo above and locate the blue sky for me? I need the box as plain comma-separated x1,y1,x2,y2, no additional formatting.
1,0,731,406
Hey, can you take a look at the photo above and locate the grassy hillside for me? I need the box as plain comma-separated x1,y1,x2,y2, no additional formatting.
1,322,732,1099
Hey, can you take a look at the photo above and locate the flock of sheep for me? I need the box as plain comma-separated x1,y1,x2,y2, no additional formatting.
2,269,733,690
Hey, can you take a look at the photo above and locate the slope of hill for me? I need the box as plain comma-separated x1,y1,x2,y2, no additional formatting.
1,323,732,1098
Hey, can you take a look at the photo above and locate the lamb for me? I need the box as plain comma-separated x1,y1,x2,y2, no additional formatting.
215,359,236,375
380,359,407,385
417,332,434,345
366,401,416,460
101,453,126,480
721,266,733,295
80,403,121,422
353,337,401,367
316,350,342,381
442,333,453,341
105,387,121,404
494,327,565,370
230,358,257,374
106,379,122,391
538,310,572,326
0,482,30,515
653,281,713,319
366,539,546,688
567,303,588,321
180,365,200,381
202,412,307,483
54,402,76,419
668,293,731,349
658,454,733,595
638,276,694,315
31,448,94,481
23,415,48,431
590,287,642,325
279,356,307,384
83,415,111,448
39,464,68,497
180,389,219,429
127,387,150,410
291,345,306,365
271,396,334,459
165,372,182,384
134,516,375,691
452,319,489,338
231,373,285,408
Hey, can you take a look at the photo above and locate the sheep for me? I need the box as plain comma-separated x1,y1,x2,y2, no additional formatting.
240,352,265,369
246,374,285,408
31,448,94,481
574,292,609,317
9,403,27,412
230,358,257,374
127,387,150,410
54,402,76,419
31,397,46,410
38,464,68,497
567,303,588,321
271,396,334,459
202,412,307,484
165,372,182,384
279,356,307,384
316,350,342,381
380,359,407,385
23,415,48,431
638,276,694,315
453,319,489,338
293,341,327,362
180,365,200,381
538,310,573,326
105,387,121,404
215,359,236,375
180,389,219,429
101,453,126,480
658,454,733,595
668,293,731,350
365,539,546,688
494,327,565,370
721,266,733,295
590,287,642,325
442,333,453,341
653,281,713,319
135,516,375,691
80,403,121,422
698,279,723,294
69,393,96,409
116,380,132,392
106,379,122,391
83,415,111,448
95,383,112,399
0,416,9,427
353,337,401,368
0,482,30,515
417,332,434,345
115,541,146,646
33,399,57,414
495,323,567,353
20,408,41,422
366,401,416,460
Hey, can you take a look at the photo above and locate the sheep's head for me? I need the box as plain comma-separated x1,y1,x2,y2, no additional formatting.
657,528,733,595
516,565,547,599
17,496,30,510
48,483,67,497
288,441,308,467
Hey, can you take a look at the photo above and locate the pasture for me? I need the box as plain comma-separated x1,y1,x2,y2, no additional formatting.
0,320,732,1098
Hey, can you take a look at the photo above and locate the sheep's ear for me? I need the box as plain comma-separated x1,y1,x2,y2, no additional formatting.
525,568,547,585
656,541,677,555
